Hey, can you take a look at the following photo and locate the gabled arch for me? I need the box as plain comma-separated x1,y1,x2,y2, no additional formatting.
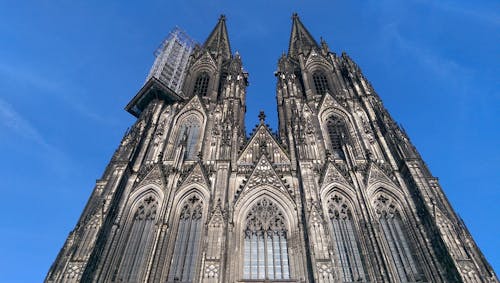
320,187,367,282
369,188,427,282
318,105,364,160
168,109,206,160
193,71,210,96
165,185,210,283
110,185,163,282
186,52,217,97
304,50,333,72
311,69,331,95
233,187,299,281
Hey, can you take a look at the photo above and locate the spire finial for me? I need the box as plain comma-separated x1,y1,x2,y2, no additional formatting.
292,12,299,19
219,14,226,21
258,110,266,124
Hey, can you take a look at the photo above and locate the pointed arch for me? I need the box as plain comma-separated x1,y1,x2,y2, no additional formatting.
112,186,163,282
166,186,210,282
370,189,426,282
168,195,204,282
170,110,205,160
242,197,290,280
312,70,331,95
193,71,210,96
233,187,298,281
325,115,348,159
323,189,367,282
319,107,363,160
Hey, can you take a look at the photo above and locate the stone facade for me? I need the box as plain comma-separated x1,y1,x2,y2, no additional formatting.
46,14,498,283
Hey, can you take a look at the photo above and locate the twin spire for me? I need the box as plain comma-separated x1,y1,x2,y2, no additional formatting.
202,13,320,60
288,13,320,58
202,14,232,59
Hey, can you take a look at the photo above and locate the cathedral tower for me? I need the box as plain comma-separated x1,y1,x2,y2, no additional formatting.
46,15,497,283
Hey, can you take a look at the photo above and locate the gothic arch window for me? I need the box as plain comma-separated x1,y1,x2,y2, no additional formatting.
115,194,158,282
176,114,202,160
326,193,366,282
243,198,290,280
193,72,210,96
312,71,330,95
373,193,426,282
325,115,348,159
168,195,204,282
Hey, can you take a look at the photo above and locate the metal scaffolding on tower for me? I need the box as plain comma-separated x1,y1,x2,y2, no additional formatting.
146,27,197,96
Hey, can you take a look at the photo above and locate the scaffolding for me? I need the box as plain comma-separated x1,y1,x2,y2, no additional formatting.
146,27,197,96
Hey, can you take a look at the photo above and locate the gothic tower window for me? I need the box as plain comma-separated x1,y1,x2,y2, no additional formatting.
327,193,366,282
312,71,330,95
115,195,158,282
168,195,204,282
325,115,348,159
176,115,202,160
193,72,210,96
374,194,426,282
243,198,290,280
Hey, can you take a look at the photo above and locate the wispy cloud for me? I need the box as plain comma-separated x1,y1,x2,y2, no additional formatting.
0,62,115,125
413,0,500,26
0,98,49,147
0,97,76,176
380,23,472,84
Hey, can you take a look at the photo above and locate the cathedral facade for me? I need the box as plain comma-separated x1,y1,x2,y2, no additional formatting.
46,15,497,283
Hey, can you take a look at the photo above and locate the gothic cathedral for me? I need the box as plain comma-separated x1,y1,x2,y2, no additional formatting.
46,15,497,283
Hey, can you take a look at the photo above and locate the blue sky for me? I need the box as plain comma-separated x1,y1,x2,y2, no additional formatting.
0,1,498,281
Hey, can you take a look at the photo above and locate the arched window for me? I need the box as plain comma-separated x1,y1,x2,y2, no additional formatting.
168,195,204,282
325,115,348,159
176,115,201,160
243,198,290,280
312,71,330,95
115,195,158,282
374,194,426,282
327,194,366,282
193,72,210,96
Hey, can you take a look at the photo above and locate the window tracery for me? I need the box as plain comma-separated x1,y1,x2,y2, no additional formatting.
193,72,210,96
326,194,366,282
115,194,158,282
374,193,426,282
168,195,204,282
312,71,330,95
243,198,290,280
325,116,348,159
176,115,201,160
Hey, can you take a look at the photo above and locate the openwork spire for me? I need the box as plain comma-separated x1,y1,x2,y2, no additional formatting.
202,14,232,59
288,13,319,58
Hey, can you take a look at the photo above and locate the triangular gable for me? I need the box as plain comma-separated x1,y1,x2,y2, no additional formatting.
302,103,313,116
177,94,207,118
178,162,210,189
308,201,325,225
191,50,217,71
235,155,292,202
135,164,166,189
208,199,224,227
318,92,348,117
319,162,351,188
237,124,289,164
304,48,333,70
366,162,397,187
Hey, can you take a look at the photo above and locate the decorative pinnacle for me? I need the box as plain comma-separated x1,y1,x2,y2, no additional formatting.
258,110,266,124
219,14,226,21
292,12,299,19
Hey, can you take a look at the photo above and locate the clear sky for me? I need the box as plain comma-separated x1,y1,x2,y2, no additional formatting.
0,1,498,281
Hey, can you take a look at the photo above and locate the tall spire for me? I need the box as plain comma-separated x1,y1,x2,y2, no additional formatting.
203,14,232,59
288,13,319,58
